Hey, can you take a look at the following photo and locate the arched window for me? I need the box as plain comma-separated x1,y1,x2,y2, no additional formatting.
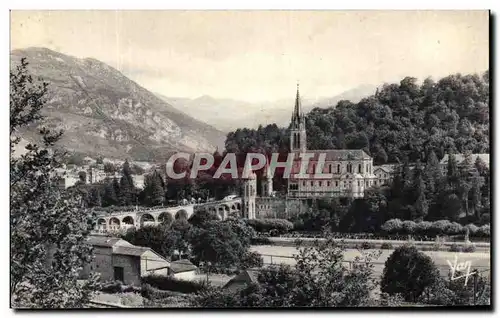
329,165,332,173
358,164,362,173
337,164,341,174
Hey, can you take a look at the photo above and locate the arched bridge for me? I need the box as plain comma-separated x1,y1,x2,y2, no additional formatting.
93,198,242,233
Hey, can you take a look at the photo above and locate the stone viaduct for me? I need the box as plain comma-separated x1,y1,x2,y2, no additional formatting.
94,198,242,233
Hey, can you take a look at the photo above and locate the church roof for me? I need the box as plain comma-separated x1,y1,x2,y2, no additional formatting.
294,149,372,161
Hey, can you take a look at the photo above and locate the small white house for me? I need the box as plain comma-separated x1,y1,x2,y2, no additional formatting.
169,259,198,281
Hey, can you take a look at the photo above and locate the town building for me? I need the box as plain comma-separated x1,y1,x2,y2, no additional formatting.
169,259,199,281
373,164,397,186
79,235,172,286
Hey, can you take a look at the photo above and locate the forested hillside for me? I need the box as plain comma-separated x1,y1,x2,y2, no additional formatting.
226,72,489,165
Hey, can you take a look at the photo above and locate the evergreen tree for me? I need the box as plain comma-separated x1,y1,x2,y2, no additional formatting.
413,174,429,221
145,170,165,206
446,153,459,189
470,177,482,220
88,186,102,207
119,160,134,206
424,150,442,198
102,178,119,207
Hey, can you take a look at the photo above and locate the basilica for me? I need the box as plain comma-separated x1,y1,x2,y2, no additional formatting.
241,85,382,219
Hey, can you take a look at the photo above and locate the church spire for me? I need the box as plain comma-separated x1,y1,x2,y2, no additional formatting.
293,82,302,119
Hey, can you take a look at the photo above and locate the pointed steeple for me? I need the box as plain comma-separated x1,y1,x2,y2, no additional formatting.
293,82,302,120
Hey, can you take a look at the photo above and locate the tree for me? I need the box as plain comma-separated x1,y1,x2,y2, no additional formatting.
191,230,380,307
189,221,248,271
10,58,97,308
188,209,219,228
381,245,440,302
102,178,119,207
119,159,136,206
95,156,104,165
143,170,165,206
413,174,428,221
88,186,102,207
424,150,442,198
446,153,459,189
443,193,462,221
103,162,117,173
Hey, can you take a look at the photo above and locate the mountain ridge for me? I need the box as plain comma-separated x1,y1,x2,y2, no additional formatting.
10,47,225,161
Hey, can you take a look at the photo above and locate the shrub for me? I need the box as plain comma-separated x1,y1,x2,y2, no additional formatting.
448,243,461,252
445,222,464,235
250,236,271,245
381,245,440,302
430,220,452,236
477,224,490,237
245,219,294,234
142,275,208,294
240,251,264,269
380,242,393,250
415,221,432,236
358,241,376,250
402,220,417,234
465,224,479,236
99,281,123,293
462,244,476,253
381,219,403,234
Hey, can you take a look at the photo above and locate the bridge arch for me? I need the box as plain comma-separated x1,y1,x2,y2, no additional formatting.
97,218,107,231
158,212,174,225
175,209,188,220
122,216,134,225
140,213,156,227
109,217,120,226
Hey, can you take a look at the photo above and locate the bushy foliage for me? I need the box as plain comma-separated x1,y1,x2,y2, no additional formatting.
142,275,208,294
10,58,98,308
381,245,440,302
380,219,489,237
380,242,394,250
244,218,294,234
419,272,490,306
192,231,381,307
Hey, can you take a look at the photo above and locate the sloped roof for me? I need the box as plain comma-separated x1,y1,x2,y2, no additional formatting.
113,246,151,257
87,235,122,247
374,164,397,173
296,149,372,161
223,270,259,289
170,259,198,273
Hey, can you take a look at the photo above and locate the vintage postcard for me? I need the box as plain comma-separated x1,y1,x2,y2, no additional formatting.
9,10,491,309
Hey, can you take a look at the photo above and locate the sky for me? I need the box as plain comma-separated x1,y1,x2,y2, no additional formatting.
10,10,489,103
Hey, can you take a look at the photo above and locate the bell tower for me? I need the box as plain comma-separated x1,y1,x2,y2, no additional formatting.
290,83,307,153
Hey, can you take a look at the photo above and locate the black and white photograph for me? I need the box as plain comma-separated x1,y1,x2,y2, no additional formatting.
8,9,492,309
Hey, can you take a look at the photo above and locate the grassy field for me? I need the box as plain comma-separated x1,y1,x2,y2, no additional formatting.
250,245,491,278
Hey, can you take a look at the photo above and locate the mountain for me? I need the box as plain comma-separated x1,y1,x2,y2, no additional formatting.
157,85,375,132
10,48,226,161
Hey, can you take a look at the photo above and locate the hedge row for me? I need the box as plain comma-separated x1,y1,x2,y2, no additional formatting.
142,275,208,294
244,218,294,234
381,219,490,237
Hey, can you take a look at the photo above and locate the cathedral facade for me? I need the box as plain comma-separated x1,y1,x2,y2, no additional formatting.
286,84,377,199
242,85,378,219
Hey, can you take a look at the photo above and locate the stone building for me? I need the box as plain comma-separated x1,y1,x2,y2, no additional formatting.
373,164,397,186
240,85,379,220
285,85,376,199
